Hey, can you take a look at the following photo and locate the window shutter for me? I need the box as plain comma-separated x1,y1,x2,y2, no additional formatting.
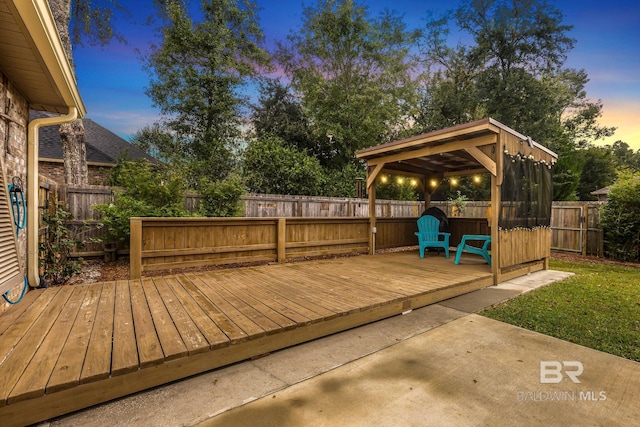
0,165,23,295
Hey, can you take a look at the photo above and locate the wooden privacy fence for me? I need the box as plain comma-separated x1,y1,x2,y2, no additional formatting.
58,185,114,256
129,217,421,279
242,193,423,217
241,194,493,219
60,185,603,258
551,202,604,256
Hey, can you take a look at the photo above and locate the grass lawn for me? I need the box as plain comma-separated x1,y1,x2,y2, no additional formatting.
481,259,640,362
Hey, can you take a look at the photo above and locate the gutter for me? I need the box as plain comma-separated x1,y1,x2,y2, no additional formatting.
26,107,78,287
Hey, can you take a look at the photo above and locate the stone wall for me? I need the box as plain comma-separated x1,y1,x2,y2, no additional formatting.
0,72,29,313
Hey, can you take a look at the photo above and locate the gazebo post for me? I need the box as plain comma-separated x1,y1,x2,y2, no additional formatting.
423,176,431,212
368,182,376,255
423,175,443,212
490,144,503,285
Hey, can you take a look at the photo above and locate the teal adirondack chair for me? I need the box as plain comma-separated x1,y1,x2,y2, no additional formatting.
414,215,450,259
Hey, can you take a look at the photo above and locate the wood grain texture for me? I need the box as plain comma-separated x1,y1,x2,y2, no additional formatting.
0,251,494,425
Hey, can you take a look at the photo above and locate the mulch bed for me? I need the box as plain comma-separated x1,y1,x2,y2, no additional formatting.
550,251,640,269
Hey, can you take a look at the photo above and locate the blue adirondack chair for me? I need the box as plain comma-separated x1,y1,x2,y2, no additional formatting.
414,215,450,259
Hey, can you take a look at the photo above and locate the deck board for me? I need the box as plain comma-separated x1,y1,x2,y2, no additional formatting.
142,278,189,361
186,272,268,338
0,250,495,426
199,272,283,335
130,279,164,368
163,276,230,349
8,286,87,403
81,281,116,384
223,269,313,325
288,267,404,307
277,269,372,314
254,269,342,319
111,280,138,376
0,288,60,368
175,274,249,343
153,277,210,356
235,269,335,322
0,286,73,406
0,290,41,336
210,271,298,331
47,283,103,393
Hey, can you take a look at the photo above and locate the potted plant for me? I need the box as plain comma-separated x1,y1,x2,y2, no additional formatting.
448,191,469,217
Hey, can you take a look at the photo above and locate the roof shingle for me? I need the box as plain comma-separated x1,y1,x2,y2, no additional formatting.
31,110,157,164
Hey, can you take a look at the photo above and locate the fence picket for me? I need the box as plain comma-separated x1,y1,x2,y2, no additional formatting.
55,187,603,258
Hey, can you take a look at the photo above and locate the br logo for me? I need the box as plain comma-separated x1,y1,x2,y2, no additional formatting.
540,361,584,384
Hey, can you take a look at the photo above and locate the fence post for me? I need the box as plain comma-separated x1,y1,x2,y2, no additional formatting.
277,218,286,263
130,218,142,279
582,202,588,256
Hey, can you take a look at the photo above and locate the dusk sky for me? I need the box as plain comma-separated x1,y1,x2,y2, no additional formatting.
72,0,640,149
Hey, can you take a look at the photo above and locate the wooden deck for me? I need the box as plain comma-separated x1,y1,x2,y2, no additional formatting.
0,251,492,426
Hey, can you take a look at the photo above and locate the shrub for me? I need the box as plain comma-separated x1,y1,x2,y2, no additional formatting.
243,137,326,196
600,171,640,262
109,158,186,212
40,203,83,285
93,193,159,244
199,175,245,217
93,159,190,244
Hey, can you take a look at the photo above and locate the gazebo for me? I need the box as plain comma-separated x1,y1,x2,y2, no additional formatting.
356,118,557,284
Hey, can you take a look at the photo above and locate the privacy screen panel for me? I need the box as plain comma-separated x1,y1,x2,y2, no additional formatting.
500,153,553,230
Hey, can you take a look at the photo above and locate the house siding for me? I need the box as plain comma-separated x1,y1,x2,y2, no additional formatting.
1,72,29,313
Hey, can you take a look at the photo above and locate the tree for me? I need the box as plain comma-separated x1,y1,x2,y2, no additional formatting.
375,175,420,201
130,122,183,165
414,47,484,133
108,159,187,213
321,163,366,197
600,171,640,261
49,0,127,185
577,146,617,200
243,137,326,196
142,0,270,184
251,79,315,153
457,0,575,133
276,0,420,169
414,15,484,133
611,141,640,171
419,0,615,200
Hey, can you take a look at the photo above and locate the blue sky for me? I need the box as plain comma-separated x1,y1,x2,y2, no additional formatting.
73,0,640,149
